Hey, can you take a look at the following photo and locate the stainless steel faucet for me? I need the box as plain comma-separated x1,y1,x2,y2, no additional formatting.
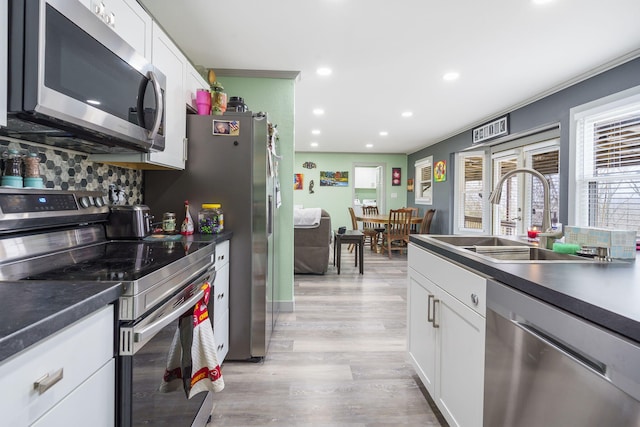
489,167,562,250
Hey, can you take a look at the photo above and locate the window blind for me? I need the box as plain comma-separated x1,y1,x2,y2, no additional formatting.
576,105,640,231
458,154,485,231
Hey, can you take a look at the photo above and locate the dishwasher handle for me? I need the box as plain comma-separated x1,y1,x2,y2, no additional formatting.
513,320,607,378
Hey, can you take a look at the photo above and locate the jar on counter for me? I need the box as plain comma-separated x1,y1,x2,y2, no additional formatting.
1,149,24,188
162,212,177,233
198,203,224,234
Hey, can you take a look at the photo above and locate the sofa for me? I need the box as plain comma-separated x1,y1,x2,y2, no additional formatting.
294,209,332,274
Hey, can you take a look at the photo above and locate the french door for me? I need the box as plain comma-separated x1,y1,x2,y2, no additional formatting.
491,140,560,236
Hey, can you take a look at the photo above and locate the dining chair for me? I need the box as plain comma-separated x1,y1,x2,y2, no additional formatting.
348,207,378,252
403,207,419,233
361,205,385,250
419,209,436,234
383,208,413,259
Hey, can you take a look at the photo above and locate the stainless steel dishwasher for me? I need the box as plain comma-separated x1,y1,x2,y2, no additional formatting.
484,279,640,427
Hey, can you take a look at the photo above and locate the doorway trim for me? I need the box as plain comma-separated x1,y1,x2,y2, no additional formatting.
352,162,386,212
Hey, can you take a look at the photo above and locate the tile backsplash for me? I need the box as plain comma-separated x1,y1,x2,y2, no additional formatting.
0,140,142,204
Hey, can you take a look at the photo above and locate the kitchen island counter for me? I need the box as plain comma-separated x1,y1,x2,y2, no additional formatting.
410,235,640,344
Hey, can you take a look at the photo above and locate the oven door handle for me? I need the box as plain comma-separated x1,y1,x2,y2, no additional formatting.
133,286,205,345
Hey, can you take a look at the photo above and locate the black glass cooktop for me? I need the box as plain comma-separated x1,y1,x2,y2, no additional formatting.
13,240,211,282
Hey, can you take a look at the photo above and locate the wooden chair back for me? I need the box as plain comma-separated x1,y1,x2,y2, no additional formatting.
384,208,413,258
348,207,358,230
361,205,378,229
420,209,436,234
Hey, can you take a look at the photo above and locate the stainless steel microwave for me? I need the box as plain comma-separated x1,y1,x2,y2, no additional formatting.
2,0,166,154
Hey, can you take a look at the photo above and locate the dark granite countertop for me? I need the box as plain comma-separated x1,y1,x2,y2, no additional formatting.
410,235,640,344
0,281,123,363
0,232,232,364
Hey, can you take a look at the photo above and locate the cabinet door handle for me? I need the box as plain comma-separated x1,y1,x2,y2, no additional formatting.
471,293,479,306
34,368,64,395
427,294,434,324
432,299,440,328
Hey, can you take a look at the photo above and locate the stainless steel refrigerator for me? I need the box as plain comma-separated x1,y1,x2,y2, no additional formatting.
144,111,277,361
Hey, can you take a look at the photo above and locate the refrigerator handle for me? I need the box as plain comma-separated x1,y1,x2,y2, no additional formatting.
268,195,273,235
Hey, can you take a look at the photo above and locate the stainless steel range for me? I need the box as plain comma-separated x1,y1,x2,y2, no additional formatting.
0,188,217,427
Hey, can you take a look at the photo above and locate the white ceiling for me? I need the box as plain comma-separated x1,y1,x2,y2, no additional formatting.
139,0,640,154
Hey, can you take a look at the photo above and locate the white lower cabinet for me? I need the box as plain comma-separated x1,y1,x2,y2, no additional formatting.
0,305,115,427
213,240,230,362
408,243,486,427
31,359,115,427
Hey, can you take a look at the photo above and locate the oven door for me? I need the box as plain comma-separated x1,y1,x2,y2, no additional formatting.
118,266,216,427
7,0,165,154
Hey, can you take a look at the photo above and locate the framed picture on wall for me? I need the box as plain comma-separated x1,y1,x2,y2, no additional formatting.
294,173,303,190
320,171,349,187
392,168,401,186
434,160,446,182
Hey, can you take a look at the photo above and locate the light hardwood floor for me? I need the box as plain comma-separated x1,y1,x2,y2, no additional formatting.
209,245,446,426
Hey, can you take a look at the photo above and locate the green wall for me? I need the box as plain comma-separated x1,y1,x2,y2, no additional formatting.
293,153,408,229
217,76,295,307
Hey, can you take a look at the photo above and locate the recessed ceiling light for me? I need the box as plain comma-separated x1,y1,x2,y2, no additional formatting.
86,99,101,105
379,131,388,136
311,129,321,135
443,71,460,81
313,108,325,115
310,142,319,147
402,111,413,118
316,67,332,76
366,143,373,148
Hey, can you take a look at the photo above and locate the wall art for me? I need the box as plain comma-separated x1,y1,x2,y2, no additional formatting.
294,173,304,190
319,171,348,187
407,178,414,192
434,160,447,182
392,167,401,186
472,114,509,145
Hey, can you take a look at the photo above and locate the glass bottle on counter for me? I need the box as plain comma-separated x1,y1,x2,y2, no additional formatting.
198,203,224,234
180,200,194,235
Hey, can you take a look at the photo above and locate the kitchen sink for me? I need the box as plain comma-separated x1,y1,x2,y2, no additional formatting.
423,235,602,263
427,235,533,247
465,246,593,262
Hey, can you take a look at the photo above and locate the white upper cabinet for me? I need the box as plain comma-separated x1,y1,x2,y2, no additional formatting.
145,22,187,169
78,0,151,59
354,167,379,189
186,64,209,112
91,22,188,170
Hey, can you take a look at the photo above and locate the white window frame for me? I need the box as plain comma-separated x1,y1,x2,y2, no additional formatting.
569,85,640,229
414,156,433,205
453,150,491,234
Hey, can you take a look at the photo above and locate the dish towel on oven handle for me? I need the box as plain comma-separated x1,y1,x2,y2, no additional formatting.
159,282,224,398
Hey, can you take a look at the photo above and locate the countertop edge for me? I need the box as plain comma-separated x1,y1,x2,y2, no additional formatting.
0,283,122,364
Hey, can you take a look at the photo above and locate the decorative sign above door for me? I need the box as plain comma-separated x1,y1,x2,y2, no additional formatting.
472,114,509,145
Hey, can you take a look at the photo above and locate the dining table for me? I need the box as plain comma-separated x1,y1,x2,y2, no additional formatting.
355,212,422,253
